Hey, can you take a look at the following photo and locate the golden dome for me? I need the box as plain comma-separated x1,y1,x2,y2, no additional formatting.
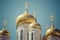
16,9,37,26
46,26,60,37
16,1,37,26
29,22,41,29
46,26,55,35
0,30,10,36
0,19,10,36
45,14,60,38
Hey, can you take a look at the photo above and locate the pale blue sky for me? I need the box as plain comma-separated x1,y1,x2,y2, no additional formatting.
0,0,60,40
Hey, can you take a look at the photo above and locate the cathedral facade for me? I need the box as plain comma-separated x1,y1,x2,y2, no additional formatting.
0,1,60,40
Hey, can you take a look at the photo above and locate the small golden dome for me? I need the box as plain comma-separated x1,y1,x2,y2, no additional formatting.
0,30,10,36
46,26,55,35
46,26,60,37
29,22,41,29
16,9,37,26
46,14,60,38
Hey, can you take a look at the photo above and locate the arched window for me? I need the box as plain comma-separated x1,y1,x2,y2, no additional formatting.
27,31,29,40
20,30,23,40
0,35,2,40
31,33,33,40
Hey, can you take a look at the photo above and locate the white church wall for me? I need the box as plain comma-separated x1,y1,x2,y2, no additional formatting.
17,24,29,40
29,28,41,40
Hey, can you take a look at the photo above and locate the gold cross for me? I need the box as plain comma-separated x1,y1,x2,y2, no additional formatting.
50,13,55,22
33,12,36,18
46,24,49,30
25,1,28,9
50,13,55,28
3,19,7,30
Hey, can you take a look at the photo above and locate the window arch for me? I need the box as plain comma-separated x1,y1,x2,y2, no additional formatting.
27,31,29,40
20,30,23,40
31,33,33,40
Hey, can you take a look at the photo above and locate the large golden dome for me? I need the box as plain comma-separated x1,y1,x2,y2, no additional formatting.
16,1,37,26
0,30,10,36
16,9,37,26
29,22,41,29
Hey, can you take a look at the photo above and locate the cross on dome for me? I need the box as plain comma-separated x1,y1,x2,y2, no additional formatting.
25,1,28,9
50,13,55,28
3,19,7,30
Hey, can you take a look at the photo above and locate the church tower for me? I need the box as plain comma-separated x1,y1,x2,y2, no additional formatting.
16,1,37,40
29,13,42,40
16,1,42,40
0,19,10,40
29,22,41,40
43,14,60,40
